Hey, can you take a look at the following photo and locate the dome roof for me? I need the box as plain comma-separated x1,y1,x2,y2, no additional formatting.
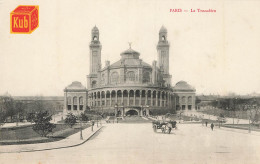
103,47,151,70
120,48,140,55
159,26,167,33
92,26,99,32
65,81,86,91
120,48,140,59
173,81,195,91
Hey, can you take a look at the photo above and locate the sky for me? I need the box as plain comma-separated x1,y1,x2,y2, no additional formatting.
0,0,260,96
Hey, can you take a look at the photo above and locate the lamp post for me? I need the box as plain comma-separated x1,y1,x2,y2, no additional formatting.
247,104,252,133
100,106,103,126
77,111,83,140
96,115,98,127
114,103,118,123
115,104,118,117
249,115,251,133
179,111,183,123
80,115,83,140
145,105,149,117
218,118,220,128
233,98,236,125
140,105,143,116
91,120,94,132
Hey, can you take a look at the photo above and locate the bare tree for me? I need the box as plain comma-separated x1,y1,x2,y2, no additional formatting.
14,101,26,126
0,96,15,122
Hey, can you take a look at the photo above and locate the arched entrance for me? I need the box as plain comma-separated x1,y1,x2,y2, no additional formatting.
125,109,139,116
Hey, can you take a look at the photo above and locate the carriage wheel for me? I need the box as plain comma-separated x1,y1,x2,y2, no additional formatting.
163,127,167,133
161,128,164,133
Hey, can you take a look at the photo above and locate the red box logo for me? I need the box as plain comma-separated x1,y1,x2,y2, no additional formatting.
10,5,39,34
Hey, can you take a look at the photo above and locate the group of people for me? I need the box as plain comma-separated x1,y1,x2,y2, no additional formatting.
203,121,215,131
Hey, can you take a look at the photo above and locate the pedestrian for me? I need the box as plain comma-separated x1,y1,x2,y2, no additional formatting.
205,121,208,127
211,123,214,131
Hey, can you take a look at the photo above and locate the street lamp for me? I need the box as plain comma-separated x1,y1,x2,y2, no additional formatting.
247,104,252,133
179,111,183,123
145,105,149,117
96,115,98,127
140,105,143,117
114,103,118,123
77,111,83,140
233,98,237,125
114,103,118,117
100,106,103,126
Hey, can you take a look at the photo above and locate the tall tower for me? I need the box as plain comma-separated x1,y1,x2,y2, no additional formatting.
157,26,172,87
157,26,169,74
87,26,102,89
89,26,102,74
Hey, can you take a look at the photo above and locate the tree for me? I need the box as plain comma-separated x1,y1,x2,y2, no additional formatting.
65,113,77,128
195,97,201,105
26,113,35,123
248,98,260,125
0,110,6,126
14,101,26,125
1,96,15,121
81,113,89,122
32,111,56,137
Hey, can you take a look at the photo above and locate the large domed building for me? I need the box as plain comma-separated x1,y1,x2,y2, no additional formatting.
63,26,196,116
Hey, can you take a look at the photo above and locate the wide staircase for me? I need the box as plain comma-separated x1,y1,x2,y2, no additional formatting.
120,116,151,123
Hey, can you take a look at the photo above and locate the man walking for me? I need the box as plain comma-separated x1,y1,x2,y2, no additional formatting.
205,121,208,127
211,123,214,131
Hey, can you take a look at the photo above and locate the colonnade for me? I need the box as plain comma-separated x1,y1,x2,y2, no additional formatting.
88,89,174,108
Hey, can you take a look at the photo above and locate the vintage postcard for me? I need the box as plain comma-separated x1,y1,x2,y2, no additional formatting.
1,0,260,164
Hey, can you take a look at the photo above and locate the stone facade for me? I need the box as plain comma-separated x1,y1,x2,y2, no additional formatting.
64,26,196,116
63,81,87,115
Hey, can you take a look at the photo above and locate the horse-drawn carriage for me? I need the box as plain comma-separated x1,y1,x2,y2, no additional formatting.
152,120,177,134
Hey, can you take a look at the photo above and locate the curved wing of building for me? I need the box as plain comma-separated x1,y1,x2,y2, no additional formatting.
64,26,196,116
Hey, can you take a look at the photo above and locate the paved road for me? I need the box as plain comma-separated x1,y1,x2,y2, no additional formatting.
1,123,260,164
184,111,250,124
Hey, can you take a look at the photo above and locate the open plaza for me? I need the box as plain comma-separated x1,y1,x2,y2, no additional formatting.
1,119,260,164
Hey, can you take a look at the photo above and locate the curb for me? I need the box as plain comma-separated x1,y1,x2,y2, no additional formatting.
0,126,103,154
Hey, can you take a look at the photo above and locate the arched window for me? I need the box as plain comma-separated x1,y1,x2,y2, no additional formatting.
79,97,84,110
188,96,192,103
126,71,135,81
73,97,77,104
162,36,165,41
79,97,83,105
143,71,150,83
93,36,97,41
91,80,97,88
111,72,119,84
182,96,186,103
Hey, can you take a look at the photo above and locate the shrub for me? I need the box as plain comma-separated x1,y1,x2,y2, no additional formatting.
32,111,56,137
65,113,77,128
80,113,89,121
27,113,35,123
